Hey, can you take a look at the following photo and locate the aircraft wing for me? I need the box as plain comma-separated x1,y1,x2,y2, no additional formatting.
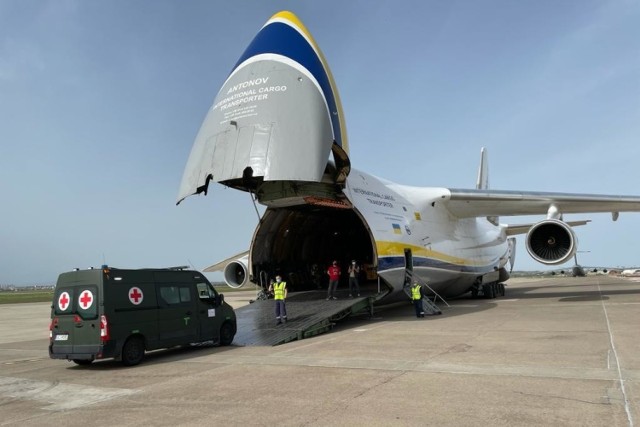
505,220,590,236
203,250,249,273
445,189,640,219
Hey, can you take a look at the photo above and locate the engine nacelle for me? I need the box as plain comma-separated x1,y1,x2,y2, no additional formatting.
223,255,249,288
525,219,577,265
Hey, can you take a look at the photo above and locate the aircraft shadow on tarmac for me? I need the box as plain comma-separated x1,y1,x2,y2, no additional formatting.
344,276,640,326
502,279,640,302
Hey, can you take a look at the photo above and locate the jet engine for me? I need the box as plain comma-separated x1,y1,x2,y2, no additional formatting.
525,219,577,265
223,255,249,288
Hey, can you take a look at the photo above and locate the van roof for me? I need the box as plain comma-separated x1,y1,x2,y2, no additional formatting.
62,265,197,274
56,266,203,284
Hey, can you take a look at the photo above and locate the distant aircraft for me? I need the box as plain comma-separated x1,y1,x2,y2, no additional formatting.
621,269,640,277
177,11,640,302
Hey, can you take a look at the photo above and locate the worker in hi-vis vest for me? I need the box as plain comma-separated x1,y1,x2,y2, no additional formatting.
411,282,425,318
269,275,288,325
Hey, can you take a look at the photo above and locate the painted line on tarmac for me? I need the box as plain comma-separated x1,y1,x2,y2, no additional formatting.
597,282,634,427
196,352,628,383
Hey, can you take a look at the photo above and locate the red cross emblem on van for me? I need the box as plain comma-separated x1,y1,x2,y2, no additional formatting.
129,287,144,305
78,290,93,309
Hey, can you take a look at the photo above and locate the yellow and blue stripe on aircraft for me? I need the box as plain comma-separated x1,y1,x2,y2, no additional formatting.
227,11,348,153
377,241,504,274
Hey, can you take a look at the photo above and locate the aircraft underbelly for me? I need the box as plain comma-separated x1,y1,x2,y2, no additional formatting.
378,266,493,300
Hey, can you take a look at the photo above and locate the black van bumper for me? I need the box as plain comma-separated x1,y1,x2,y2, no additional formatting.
49,341,117,361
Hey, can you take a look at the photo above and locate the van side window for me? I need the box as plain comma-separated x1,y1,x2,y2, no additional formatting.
159,285,192,306
179,287,191,302
196,282,217,300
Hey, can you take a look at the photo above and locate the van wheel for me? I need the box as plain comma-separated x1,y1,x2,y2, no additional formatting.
122,337,145,366
219,322,235,346
73,359,92,366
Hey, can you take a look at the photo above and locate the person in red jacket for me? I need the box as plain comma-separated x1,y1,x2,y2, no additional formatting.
326,260,341,300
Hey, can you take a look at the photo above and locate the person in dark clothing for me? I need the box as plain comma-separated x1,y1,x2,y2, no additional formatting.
348,260,360,297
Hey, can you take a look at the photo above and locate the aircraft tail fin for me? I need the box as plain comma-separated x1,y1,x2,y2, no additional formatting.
476,147,489,190
476,147,497,224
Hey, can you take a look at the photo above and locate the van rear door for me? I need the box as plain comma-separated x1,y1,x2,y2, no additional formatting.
72,286,101,353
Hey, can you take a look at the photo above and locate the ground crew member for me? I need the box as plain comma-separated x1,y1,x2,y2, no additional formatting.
326,261,341,300
348,260,360,297
411,282,425,318
269,275,287,325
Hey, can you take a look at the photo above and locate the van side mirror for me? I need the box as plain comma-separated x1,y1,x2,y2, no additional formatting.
217,294,225,306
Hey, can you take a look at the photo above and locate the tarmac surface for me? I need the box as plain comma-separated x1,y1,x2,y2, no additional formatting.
1,275,639,426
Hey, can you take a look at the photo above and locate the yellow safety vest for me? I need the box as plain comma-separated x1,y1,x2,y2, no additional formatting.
411,284,422,300
274,282,286,300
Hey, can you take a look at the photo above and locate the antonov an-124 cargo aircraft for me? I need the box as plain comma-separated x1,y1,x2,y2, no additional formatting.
177,11,640,303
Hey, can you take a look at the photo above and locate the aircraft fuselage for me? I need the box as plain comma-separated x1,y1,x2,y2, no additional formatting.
248,169,510,300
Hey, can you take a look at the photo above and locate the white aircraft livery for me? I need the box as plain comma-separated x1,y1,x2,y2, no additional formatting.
178,10,640,302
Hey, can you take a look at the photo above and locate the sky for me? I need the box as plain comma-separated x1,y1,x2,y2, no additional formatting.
1,0,639,285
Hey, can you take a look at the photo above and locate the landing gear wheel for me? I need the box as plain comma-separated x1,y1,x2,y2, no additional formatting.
73,359,92,366
498,283,506,296
471,288,479,298
121,337,145,366
483,283,496,299
219,322,235,346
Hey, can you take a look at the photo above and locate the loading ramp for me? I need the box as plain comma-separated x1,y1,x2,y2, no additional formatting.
232,288,382,346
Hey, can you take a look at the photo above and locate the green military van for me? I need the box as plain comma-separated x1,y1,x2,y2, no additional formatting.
49,266,236,366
